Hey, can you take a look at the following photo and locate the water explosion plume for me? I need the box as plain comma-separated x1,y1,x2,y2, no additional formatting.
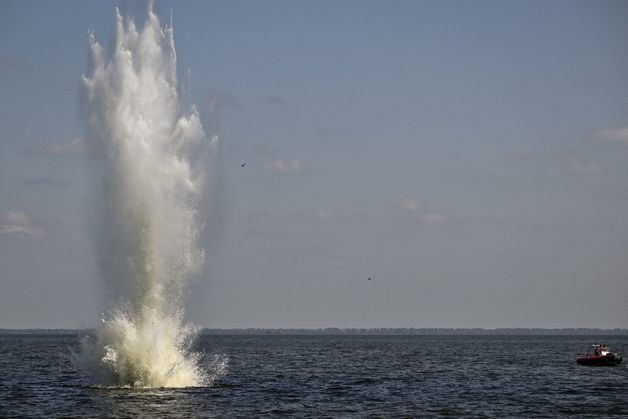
77,5,219,387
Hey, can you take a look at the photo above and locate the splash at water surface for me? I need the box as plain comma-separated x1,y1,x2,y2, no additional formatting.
76,3,221,388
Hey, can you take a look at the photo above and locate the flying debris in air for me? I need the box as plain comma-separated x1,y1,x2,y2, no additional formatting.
241,163,246,168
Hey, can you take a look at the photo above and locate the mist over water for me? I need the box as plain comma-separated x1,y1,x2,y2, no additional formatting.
76,4,222,387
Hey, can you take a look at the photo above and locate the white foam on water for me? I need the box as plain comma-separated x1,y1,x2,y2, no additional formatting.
76,3,222,388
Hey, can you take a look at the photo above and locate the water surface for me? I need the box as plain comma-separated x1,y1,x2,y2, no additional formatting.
1,334,626,417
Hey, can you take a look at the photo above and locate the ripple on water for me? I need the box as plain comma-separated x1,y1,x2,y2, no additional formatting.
1,334,628,417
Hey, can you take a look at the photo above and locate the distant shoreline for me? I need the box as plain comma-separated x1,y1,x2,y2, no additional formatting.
1,328,627,336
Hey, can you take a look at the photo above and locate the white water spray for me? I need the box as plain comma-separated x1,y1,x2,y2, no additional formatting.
76,5,222,388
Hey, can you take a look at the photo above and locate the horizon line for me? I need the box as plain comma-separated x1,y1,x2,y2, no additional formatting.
1,326,627,336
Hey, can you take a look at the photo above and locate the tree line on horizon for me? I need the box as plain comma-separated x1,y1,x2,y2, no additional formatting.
1,327,626,335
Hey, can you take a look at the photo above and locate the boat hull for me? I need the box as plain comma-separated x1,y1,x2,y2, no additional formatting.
576,354,622,366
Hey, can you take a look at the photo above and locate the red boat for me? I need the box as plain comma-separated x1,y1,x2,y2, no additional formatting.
577,344,622,366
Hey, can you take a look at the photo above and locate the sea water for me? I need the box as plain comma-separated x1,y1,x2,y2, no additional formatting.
2,334,627,417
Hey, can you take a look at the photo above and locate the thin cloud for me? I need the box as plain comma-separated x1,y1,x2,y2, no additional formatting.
21,177,72,187
420,212,449,225
266,95,287,107
399,197,448,225
265,159,302,174
0,210,46,239
25,138,90,157
317,209,336,221
597,127,628,145
567,156,600,175
400,197,421,212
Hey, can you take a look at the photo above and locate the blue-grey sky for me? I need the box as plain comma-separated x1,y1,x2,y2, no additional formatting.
1,0,627,328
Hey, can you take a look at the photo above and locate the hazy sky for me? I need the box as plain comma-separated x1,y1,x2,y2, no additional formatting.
1,0,627,329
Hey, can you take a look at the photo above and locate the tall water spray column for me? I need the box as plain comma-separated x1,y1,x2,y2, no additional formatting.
79,5,210,388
